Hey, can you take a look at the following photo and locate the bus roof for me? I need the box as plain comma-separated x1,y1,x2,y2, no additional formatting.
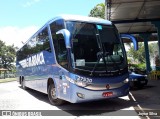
17,15,112,51
49,14,112,25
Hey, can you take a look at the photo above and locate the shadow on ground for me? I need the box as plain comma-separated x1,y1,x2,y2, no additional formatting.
19,86,138,116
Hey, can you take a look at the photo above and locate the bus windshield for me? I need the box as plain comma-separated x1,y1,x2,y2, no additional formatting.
66,21,126,73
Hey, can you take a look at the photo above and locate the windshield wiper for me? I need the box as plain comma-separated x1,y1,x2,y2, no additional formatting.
90,52,101,76
107,55,121,74
90,51,109,76
90,30,109,76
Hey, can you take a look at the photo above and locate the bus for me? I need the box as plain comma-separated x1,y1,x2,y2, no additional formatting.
16,15,137,105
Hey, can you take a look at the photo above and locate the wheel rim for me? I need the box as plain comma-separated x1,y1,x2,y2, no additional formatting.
22,79,25,88
23,81,25,88
51,87,57,99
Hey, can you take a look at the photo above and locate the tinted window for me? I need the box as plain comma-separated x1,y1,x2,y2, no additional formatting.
50,19,64,41
50,19,68,69
28,27,51,54
66,21,125,72
56,34,68,68
17,27,51,61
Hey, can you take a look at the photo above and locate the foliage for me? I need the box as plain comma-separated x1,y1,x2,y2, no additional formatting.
128,42,145,63
129,63,146,70
127,42,155,63
148,42,159,57
0,40,17,70
127,42,158,71
89,3,105,19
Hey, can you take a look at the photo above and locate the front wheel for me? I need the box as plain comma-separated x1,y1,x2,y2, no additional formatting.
48,84,65,106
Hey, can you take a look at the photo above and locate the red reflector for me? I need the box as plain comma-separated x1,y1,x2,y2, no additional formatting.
102,92,113,97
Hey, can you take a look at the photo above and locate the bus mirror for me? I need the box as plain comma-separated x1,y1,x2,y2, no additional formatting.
120,34,138,51
56,29,71,48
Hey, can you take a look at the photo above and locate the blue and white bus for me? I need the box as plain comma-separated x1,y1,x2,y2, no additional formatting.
16,15,137,105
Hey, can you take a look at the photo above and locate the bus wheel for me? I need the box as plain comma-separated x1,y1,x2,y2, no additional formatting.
19,77,22,85
21,78,27,90
48,84,65,106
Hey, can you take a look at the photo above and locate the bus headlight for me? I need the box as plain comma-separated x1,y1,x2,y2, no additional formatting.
123,78,129,83
75,81,88,87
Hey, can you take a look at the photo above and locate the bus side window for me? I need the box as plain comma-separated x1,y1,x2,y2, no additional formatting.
24,27,51,57
49,19,68,69
56,34,68,69
37,28,51,52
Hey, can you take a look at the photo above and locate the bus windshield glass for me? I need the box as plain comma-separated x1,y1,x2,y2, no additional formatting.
66,21,126,72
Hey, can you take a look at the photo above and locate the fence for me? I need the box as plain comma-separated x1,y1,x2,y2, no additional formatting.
148,70,160,80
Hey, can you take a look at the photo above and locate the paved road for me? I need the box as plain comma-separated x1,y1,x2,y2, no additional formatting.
130,80,160,110
130,79,160,119
1,81,157,119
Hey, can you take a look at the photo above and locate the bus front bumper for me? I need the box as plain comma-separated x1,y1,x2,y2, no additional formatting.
69,83,129,103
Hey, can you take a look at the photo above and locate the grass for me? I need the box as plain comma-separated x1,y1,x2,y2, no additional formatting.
0,78,17,83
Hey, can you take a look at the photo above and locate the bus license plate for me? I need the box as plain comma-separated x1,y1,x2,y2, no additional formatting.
102,92,113,97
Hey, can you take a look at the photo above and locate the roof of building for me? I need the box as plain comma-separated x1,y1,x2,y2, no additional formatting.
107,0,160,34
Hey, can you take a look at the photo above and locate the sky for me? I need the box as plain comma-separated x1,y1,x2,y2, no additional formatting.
0,0,104,48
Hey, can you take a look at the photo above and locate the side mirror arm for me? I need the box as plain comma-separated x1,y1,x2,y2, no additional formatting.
120,34,138,51
56,29,71,48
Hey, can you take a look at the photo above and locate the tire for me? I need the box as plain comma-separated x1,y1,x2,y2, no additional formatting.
19,77,22,85
136,81,144,89
48,84,65,106
21,78,27,90
137,84,144,89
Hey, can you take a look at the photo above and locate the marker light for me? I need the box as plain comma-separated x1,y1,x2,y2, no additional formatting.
65,76,75,84
77,93,85,99
123,78,129,83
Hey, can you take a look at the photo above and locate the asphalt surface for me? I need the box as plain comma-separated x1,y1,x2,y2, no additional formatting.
130,79,160,118
0,80,160,119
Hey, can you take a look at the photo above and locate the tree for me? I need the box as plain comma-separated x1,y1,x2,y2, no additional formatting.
128,43,146,63
89,3,105,19
0,40,17,70
0,40,6,68
127,42,156,70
